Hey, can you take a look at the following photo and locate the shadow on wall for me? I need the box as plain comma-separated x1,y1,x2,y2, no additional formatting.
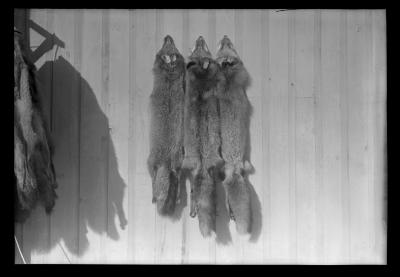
18,21,128,262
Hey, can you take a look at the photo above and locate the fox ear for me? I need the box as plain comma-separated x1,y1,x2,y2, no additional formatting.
189,45,196,55
203,42,210,53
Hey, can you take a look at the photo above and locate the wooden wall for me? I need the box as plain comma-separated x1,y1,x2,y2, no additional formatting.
14,9,386,264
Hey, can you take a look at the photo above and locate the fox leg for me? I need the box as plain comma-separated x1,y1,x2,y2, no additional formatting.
223,164,251,234
222,164,235,219
197,168,216,237
153,164,171,215
189,183,197,218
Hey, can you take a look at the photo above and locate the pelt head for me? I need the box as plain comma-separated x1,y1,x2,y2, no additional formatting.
216,35,242,69
216,35,250,89
186,36,219,81
153,35,185,80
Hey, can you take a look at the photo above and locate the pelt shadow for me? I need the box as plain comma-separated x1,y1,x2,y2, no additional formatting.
15,21,127,261
37,56,126,257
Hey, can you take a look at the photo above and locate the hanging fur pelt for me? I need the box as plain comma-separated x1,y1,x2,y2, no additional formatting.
14,29,57,221
215,35,253,235
147,35,185,216
183,36,225,237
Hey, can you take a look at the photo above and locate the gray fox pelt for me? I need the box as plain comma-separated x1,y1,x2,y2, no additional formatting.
183,36,225,237
147,35,185,216
14,29,57,222
216,35,253,234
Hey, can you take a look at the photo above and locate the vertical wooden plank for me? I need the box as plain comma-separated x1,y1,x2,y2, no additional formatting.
73,9,83,261
294,10,315,99
106,9,130,263
364,10,376,264
268,9,291,263
295,97,317,264
313,10,325,264
47,9,80,263
208,10,217,55
346,10,370,263
260,9,272,264
215,9,235,47
293,10,318,264
339,10,351,263
215,8,237,265
240,9,264,264
162,9,184,52
371,10,386,264
187,9,209,49
78,9,107,263
127,8,136,264
320,10,343,264
287,11,297,264
130,9,157,263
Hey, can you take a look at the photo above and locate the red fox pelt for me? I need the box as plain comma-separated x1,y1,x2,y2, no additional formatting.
183,36,225,237
147,35,185,216
14,29,57,221
216,35,253,235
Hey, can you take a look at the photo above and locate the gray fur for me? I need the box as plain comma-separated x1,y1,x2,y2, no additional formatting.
147,35,185,216
216,35,253,234
183,36,225,237
14,31,57,220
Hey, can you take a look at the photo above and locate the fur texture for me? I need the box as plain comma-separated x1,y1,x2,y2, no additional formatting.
147,35,185,216
14,31,57,221
216,35,253,234
183,36,225,237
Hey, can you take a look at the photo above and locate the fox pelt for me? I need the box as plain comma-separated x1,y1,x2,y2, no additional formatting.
14,29,57,222
183,36,225,237
147,35,186,216
215,35,253,235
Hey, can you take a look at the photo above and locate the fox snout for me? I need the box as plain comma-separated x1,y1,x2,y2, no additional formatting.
190,36,212,59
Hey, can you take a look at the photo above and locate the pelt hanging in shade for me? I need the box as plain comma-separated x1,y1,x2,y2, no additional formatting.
14,28,57,222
